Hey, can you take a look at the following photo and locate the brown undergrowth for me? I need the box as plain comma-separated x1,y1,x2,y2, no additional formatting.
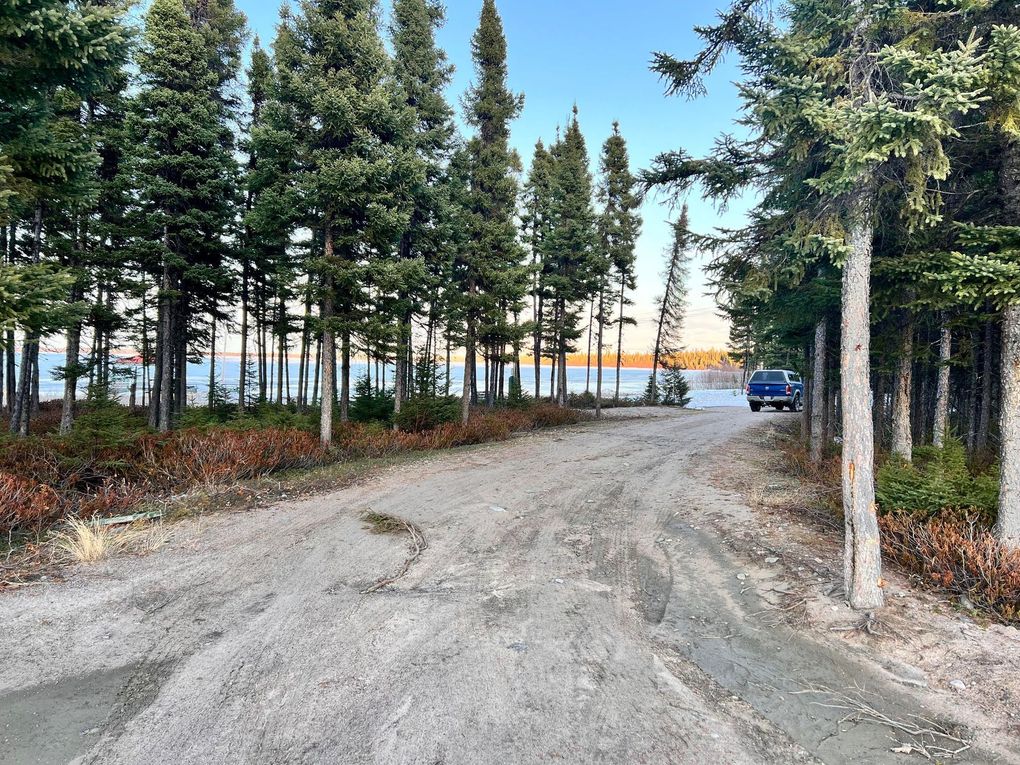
775,428,1020,626
0,404,587,542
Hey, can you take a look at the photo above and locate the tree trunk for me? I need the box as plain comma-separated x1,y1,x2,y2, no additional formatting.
977,320,994,453
11,334,33,437
340,329,350,422
891,313,914,461
595,287,605,419
996,304,1020,546
238,261,249,416
320,297,335,446
394,308,410,420
461,282,476,425
534,293,543,399
933,322,952,449
810,319,827,464
5,331,14,415
614,274,626,404
208,314,217,408
840,189,884,610
59,295,83,434
585,298,594,394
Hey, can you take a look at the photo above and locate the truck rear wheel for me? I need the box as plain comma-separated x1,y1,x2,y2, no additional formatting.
749,402,761,412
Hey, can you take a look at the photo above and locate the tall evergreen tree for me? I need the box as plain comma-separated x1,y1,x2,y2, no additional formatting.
543,107,598,407
283,0,414,445
647,207,690,404
521,139,555,399
459,0,524,421
389,0,456,420
1,0,129,436
648,0,1007,608
596,122,642,410
130,0,240,431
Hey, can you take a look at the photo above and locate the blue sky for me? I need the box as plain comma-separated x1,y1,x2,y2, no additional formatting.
238,0,753,351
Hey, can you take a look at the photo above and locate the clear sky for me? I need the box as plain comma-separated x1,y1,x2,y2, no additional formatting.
237,0,753,352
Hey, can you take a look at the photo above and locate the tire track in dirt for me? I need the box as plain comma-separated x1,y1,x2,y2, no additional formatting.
2,408,1006,763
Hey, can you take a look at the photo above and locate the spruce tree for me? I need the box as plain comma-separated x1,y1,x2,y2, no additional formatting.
130,0,240,431
389,0,456,421
283,0,413,445
460,0,524,421
1,0,129,436
649,0,1009,609
596,122,641,411
522,139,555,399
647,207,690,404
544,107,598,407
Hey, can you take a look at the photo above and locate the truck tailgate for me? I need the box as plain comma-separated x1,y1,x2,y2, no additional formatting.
749,383,788,397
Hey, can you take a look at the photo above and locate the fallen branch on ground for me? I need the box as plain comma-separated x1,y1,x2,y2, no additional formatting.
797,685,971,760
362,511,428,594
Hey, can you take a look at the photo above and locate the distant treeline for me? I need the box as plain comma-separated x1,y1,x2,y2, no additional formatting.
520,348,735,370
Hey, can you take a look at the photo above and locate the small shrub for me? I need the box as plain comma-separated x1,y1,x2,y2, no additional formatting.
877,439,999,520
507,375,528,408
660,366,692,407
350,375,394,425
394,396,461,433
569,391,597,409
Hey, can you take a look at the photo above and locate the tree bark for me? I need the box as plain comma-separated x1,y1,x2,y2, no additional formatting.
320,223,336,446
208,314,217,408
340,329,350,422
238,260,249,415
585,298,594,394
59,291,83,434
977,320,994,453
996,304,1020,546
614,274,626,404
394,308,410,420
840,189,884,610
933,321,952,449
810,319,827,464
461,290,476,424
891,313,914,461
595,287,605,419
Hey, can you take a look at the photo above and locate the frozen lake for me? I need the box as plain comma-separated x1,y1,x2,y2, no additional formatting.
25,352,747,408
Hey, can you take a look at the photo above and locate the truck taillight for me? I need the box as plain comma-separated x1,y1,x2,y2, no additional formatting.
745,384,751,395
786,384,792,395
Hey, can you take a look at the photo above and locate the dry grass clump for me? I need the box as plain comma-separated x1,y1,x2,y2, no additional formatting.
53,518,125,563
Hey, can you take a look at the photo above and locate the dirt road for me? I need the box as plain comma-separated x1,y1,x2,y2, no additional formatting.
1,409,1014,764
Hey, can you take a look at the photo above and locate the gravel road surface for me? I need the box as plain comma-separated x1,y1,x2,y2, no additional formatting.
0,408,1001,764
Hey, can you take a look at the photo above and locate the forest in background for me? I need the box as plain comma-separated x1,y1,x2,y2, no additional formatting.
647,0,1020,615
1,0,702,451
1,0,703,544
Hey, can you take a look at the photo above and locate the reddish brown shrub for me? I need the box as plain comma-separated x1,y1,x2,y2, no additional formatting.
880,512,1020,623
0,404,587,538
0,472,64,535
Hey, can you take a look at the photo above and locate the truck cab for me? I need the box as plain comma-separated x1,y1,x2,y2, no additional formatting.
745,369,804,412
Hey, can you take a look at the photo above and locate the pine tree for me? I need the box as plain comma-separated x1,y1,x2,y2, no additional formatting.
283,0,414,445
521,139,555,399
389,0,456,422
130,0,240,432
1,0,129,436
596,122,641,413
544,107,598,407
649,0,1008,609
459,0,524,420
647,208,690,404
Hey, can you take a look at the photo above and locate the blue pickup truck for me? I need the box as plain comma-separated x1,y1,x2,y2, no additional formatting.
745,369,804,413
